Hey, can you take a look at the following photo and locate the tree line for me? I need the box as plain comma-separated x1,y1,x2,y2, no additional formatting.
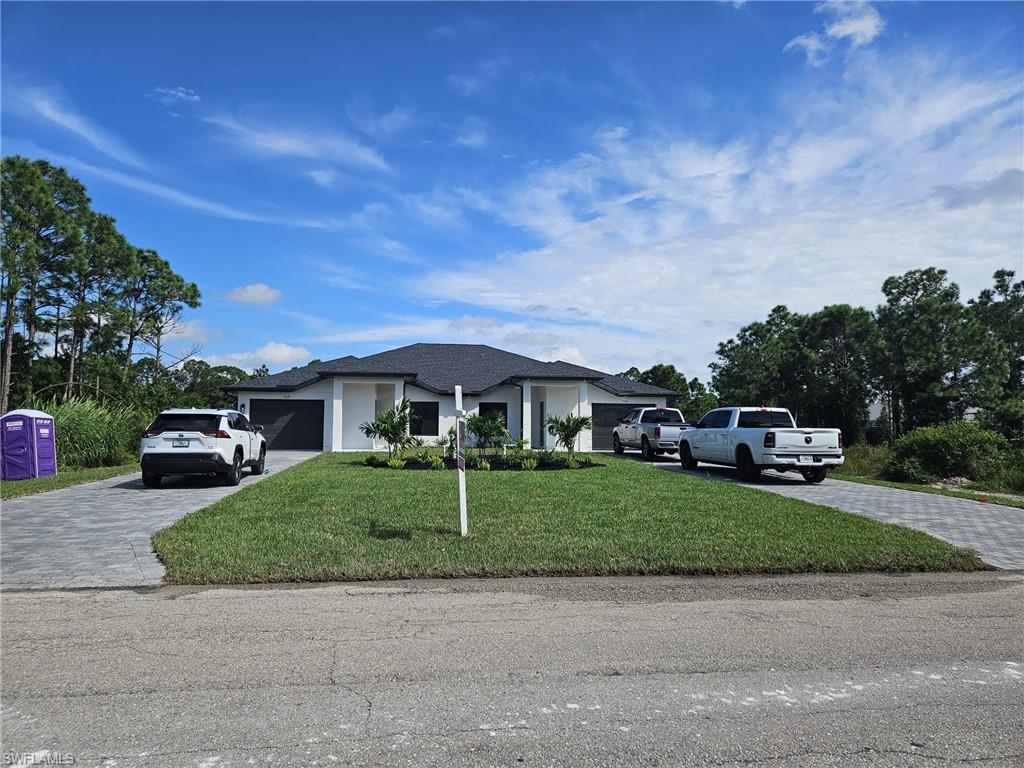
0,156,247,413
621,267,1023,445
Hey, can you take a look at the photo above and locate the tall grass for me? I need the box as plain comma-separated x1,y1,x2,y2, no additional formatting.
45,397,153,469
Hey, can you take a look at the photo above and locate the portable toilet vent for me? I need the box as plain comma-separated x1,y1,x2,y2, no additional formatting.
1,409,58,481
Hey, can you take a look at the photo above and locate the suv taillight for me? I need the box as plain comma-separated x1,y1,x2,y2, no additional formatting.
764,432,775,448
654,425,661,438
142,430,161,438
202,430,232,439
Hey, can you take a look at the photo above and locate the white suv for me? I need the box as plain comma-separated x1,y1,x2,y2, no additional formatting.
140,409,267,488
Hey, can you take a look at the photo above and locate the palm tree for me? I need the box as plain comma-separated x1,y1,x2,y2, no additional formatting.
545,413,593,460
360,398,419,459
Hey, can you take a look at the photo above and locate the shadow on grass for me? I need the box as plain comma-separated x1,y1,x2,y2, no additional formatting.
367,518,459,541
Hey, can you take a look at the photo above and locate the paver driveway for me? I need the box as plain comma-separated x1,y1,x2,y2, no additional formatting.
0,450,316,589
648,459,1024,570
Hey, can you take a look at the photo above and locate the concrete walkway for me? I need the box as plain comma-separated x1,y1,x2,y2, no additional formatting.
0,450,316,590
660,462,1024,570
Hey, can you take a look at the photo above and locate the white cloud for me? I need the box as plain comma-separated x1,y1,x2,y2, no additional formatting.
447,57,512,96
205,114,390,172
455,116,490,149
226,283,282,305
309,169,338,188
347,103,415,141
149,86,201,107
165,319,216,344
5,86,147,168
206,341,312,369
819,0,885,47
784,33,830,68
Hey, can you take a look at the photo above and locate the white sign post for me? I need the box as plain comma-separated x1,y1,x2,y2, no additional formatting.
455,385,468,537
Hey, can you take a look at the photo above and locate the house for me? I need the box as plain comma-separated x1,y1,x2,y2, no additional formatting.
225,343,676,452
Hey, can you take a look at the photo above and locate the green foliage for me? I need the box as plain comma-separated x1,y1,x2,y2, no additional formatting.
363,454,386,468
477,458,491,471
545,412,593,459
415,446,432,463
435,426,458,460
520,457,538,471
46,396,152,468
429,455,445,471
833,444,890,478
386,457,406,470
466,411,509,454
359,398,419,459
618,363,717,418
885,422,1011,483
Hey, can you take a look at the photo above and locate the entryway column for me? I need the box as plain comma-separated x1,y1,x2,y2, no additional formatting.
332,379,344,451
522,383,532,448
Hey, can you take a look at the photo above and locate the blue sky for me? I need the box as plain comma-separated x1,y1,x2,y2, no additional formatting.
2,1,1022,377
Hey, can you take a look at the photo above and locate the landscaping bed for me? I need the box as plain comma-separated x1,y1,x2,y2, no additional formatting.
366,454,602,471
152,453,987,584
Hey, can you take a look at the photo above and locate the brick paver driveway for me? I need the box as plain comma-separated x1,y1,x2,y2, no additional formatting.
651,460,1024,569
0,450,316,590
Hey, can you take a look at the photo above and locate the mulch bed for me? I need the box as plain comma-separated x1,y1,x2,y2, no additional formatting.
369,456,604,471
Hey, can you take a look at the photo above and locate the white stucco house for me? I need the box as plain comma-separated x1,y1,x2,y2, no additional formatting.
225,343,675,452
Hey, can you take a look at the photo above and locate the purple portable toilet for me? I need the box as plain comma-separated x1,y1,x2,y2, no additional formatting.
1,409,58,481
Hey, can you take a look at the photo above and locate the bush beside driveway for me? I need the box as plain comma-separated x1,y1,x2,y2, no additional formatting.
152,453,985,584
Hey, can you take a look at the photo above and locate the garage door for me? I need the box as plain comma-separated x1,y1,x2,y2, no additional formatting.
249,399,324,450
591,403,654,451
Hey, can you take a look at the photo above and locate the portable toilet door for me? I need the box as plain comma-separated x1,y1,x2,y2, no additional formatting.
1,409,57,480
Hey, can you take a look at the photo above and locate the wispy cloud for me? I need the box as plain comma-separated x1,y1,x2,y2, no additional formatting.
454,116,490,149
205,114,390,172
786,1,885,67
226,283,282,305
308,169,338,188
346,102,416,141
148,86,201,107
5,86,147,169
447,56,512,96
784,33,830,68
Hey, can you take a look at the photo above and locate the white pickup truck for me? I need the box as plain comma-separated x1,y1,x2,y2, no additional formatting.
612,407,688,460
677,407,843,483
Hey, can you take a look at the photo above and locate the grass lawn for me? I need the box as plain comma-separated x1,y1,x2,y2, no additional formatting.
832,473,1024,511
152,453,986,584
1,463,138,500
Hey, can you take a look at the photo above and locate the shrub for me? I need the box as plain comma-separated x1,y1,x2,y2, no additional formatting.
477,458,491,471
886,422,1010,483
429,455,445,471
545,413,593,460
386,457,406,470
47,397,152,469
435,427,458,460
359,398,419,459
467,412,508,454
363,455,385,468
520,457,538,471
836,444,890,478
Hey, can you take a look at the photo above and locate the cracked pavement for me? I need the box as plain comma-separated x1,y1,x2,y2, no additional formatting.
1,572,1022,767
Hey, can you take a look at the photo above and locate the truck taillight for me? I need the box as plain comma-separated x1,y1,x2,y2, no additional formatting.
764,432,775,448
654,426,661,438
202,430,232,439
838,431,843,449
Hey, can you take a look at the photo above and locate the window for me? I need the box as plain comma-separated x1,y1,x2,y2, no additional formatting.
640,408,684,424
736,410,795,428
147,413,220,433
697,410,731,428
478,402,508,426
236,414,254,431
410,402,440,436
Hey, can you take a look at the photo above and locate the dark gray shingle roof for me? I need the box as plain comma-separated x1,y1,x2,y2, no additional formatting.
225,344,677,396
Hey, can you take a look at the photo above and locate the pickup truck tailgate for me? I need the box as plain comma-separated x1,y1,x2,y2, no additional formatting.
772,429,841,452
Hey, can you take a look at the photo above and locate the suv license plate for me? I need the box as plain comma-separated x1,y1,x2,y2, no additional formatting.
798,455,813,463
172,439,189,448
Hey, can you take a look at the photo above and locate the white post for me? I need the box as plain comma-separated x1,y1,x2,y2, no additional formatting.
455,385,468,537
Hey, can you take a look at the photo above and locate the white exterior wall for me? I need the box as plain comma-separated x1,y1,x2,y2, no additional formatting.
404,384,523,442
234,378,335,450
336,378,404,450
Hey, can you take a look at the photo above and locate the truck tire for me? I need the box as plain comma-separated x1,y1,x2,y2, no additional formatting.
679,443,698,470
641,437,655,461
736,447,761,482
801,467,828,484
612,434,624,455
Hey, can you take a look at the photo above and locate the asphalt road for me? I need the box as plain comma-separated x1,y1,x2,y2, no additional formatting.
2,573,1022,767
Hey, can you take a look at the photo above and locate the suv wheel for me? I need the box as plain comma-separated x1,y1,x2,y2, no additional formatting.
142,472,162,489
612,434,624,455
250,446,266,476
223,451,243,486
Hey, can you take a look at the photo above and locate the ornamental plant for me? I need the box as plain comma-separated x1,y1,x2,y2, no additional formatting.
544,413,593,462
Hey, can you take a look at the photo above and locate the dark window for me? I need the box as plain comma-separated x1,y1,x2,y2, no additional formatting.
147,413,220,433
479,402,508,426
640,408,684,424
236,414,253,431
410,402,440,436
737,410,795,428
697,410,731,428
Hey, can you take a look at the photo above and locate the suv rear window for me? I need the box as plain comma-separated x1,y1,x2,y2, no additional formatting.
737,410,794,428
147,414,220,433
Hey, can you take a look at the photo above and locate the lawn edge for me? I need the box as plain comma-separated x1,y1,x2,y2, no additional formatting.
832,474,1024,511
1,464,139,500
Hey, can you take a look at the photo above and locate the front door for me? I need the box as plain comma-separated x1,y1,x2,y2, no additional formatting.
535,401,545,448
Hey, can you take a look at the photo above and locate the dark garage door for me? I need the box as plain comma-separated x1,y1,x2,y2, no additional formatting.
591,403,654,451
249,399,324,450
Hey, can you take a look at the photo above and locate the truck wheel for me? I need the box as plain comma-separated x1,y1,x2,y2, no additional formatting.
679,443,698,470
612,434,624,455
641,437,655,461
142,472,162,489
736,447,761,482
801,468,828,484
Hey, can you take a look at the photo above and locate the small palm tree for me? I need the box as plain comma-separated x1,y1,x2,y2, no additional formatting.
467,411,509,455
545,413,593,460
360,398,420,459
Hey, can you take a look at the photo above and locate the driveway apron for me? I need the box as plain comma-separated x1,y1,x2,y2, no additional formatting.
0,450,316,589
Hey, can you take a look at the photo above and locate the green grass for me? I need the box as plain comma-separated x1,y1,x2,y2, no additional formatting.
1,464,138,500
832,473,1024,511
152,453,986,584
